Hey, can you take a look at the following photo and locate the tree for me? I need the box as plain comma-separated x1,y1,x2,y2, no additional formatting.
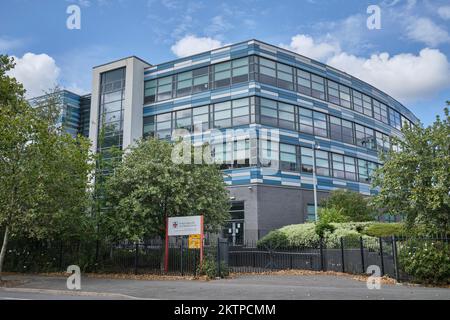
320,189,376,222
372,104,450,234
0,55,93,279
105,138,230,242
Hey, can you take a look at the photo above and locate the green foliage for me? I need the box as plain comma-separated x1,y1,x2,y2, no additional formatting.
363,223,405,237
257,222,379,249
0,55,93,277
314,222,335,238
320,189,376,222
256,230,289,248
105,138,230,241
398,240,450,284
197,255,229,279
372,105,450,234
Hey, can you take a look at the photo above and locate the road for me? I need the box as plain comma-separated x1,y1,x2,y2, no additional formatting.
0,274,449,300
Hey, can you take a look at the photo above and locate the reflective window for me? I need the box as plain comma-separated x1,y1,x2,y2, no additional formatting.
344,156,356,181
352,90,363,114
259,58,277,86
157,76,173,101
144,80,156,104
277,63,294,90
298,107,314,135
214,101,232,128
301,147,313,173
143,115,155,138
327,80,340,105
233,139,250,168
332,154,345,179
362,94,373,117
355,124,375,150
260,98,278,127
175,108,192,132
311,74,326,100
297,70,311,96
316,150,330,176
232,58,249,84
313,111,328,137
232,98,250,126
156,112,172,140
389,108,401,130
280,143,298,171
278,102,295,130
193,105,209,132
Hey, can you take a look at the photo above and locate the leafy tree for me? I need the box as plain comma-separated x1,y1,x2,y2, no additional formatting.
320,189,376,222
372,104,450,234
0,55,93,279
105,138,230,242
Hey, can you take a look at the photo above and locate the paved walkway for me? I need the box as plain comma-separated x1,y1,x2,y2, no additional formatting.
1,274,449,300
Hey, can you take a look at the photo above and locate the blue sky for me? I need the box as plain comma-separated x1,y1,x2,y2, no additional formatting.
1,0,449,125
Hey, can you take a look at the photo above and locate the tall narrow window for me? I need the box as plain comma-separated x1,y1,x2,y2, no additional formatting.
157,76,173,101
313,111,328,137
232,98,250,126
362,94,373,117
316,150,330,176
193,105,209,132
389,108,401,130
260,98,278,127
332,154,345,179
231,58,249,84
280,143,298,171
311,74,326,100
298,107,314,135
143,115,155,138
277,63,294,90
297,70,311,96
352,90,363,114
214,101,232,128
156,112,172,140
342,119,354,144
176,71,192,97
339,85,351,109
234,139,250,168
278,102,295,130
144,80,156,104
259,58,277,86
344,156,356,181
192,67,209,93
214,61,231,88
358,159,369,183
300,147,313,173
330,116,343,141
327,80,340,105
175,108,192,132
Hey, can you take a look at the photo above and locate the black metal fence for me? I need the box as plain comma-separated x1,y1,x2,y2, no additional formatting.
4,235,449,282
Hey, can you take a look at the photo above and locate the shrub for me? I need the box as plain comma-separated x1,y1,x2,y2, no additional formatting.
398,240,450,284
315,222,335,238
318,207,348,223
363,223,404,237
256,230,288,248
197,255,229,279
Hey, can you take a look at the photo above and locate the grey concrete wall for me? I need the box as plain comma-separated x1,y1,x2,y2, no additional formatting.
227,184,330,242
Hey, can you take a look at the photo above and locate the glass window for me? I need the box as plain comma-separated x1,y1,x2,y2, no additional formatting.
332,154,345,179
316,150,330,176
214,101,232,128
298,107,313,135
358,159,369,183
362,94,373,117
214,61,231,88
344,156,356,181
143,115,155,138
175,108,192,132
277,63,294,90
280,143,298,171
233,139,250,168
278,102,295,130
352,90,363,114
301,147,313,173
342,119,354,144
102,100,122,114
260,98,278,127
193,105,209,132
144,80,156,104
297,70,311,96
380,103,389,124
157,76,173,101
232,98,250,126
259,57,277,86
339,84,351,109
311,74,326,100
176,71,192,97
192,67,209,93
355,124,375,150
260,140,278,168
389,108,401,130
373,100,382,121
313,111,328,137
330,116,342,141
232,58,249,84
376,131,390,152
306,204,316,222
327,80,340,105
156,112,172,140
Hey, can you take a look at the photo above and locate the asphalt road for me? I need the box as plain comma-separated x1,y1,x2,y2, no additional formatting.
1,274,449,300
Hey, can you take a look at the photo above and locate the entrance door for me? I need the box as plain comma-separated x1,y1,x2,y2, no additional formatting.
223,201,245,246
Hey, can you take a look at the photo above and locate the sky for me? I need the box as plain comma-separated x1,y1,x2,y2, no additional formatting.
0,0,449,125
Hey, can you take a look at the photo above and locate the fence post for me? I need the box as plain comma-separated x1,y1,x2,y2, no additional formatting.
180,237,184,276
193,249,197,276
359,236,365,274
340,237,345,273
379,237,385,277
392,236,399,282
319,237,324,271
134,242,139,275
217,238,221,278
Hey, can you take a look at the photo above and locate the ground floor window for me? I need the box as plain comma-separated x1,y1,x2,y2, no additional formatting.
223,201,245,246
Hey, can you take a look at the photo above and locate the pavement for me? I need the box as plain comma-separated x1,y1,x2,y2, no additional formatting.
0,273,449,300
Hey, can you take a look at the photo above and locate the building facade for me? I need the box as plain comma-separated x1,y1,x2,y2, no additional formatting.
37,40,419,244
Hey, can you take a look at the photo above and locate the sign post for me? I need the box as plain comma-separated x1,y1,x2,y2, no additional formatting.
164,215,204,273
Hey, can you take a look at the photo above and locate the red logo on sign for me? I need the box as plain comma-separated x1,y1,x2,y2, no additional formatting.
173,222,178,228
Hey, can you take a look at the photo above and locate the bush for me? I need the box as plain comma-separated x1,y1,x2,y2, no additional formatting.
398,240,450,284
318,207,348,223
197,255,229,279
256,230,288,248
315,222,335,238
363,223,404,237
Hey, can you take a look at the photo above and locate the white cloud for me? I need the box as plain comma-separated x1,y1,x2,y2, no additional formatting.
281,33,450,103
327,48,450,102
281,34,341,61
438,6,450,20
171,35,223,58
405,17,450,47
7,53,60,98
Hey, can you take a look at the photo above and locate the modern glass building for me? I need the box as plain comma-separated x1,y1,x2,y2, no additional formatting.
29,90,91,138
36,40,420,244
